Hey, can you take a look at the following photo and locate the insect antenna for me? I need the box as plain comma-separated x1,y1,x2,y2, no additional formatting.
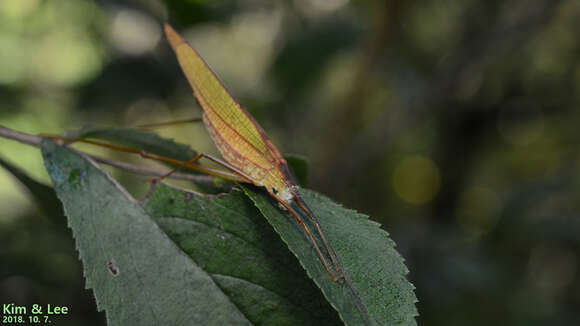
294,195,345,281
274,196,343,282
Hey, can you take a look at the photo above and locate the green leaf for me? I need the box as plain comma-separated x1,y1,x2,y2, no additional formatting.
143,183,342,326
242,186,418,326
41,127,418,325
41,139,250,326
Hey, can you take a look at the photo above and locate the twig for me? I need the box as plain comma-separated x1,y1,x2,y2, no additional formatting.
0,125,220,187
0,126,42,146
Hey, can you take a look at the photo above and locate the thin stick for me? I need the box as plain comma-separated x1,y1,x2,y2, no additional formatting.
0,125,42,146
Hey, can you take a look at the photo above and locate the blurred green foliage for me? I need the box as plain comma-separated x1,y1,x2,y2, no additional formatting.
1,0,579,325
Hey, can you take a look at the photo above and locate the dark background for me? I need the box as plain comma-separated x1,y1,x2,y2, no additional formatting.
1,0,579,325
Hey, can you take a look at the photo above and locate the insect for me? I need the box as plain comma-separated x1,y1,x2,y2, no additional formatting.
163,24,344,281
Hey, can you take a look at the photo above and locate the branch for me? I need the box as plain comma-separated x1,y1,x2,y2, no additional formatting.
0,125,220,187
0,125,42,146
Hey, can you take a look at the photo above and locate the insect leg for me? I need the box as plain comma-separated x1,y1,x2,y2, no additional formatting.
152,152,259,185
149,153,204,183
186,153,254,184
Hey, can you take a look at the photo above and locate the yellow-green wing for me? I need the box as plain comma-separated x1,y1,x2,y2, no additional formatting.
164,24,276,176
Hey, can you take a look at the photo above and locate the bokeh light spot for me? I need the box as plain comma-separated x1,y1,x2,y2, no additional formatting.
0,0,39,19
29,29,103,87
110,9,161,56
456,186,502,236
294,0,349,15
393,155,441,205
497,99,544,146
